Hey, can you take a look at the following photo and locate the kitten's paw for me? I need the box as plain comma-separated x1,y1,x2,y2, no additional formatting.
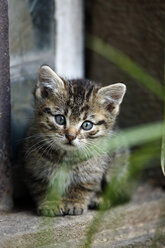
64,201,87,215
37,201,65,217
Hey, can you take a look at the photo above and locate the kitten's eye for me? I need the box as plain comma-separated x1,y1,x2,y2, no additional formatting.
81,121,93,131
55,115,66,125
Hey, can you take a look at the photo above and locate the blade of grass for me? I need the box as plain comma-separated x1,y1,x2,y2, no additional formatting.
161,135,165,176
161,49,165,176
86,34,163,100
58,122,162,167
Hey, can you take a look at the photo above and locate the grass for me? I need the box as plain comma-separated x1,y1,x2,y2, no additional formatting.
161,50,165,176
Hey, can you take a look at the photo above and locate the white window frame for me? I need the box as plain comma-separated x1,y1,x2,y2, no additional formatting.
54,0,84,78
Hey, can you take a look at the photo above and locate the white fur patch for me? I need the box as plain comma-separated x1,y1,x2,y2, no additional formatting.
49,167,72,196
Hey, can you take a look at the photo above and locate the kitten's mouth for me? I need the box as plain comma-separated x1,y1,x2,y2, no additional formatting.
62,141,76,150
65,142,75,146
65,141,74,146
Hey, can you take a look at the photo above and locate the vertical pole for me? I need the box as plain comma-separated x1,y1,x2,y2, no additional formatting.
55,0,84,78
0,0,13,211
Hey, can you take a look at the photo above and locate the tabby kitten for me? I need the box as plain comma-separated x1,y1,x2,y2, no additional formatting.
23,65,127,216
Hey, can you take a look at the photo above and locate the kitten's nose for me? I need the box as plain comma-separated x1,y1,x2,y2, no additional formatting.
66,133,76,142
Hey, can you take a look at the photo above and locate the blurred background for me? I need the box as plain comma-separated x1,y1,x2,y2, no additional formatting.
0,1,163,246
9,0,165,184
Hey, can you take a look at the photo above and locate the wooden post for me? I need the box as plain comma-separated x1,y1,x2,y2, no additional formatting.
0,0,13,211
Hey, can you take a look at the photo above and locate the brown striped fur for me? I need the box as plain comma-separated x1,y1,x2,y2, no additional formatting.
23,65,127,216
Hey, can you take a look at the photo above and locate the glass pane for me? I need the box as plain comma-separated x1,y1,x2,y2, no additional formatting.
8,0,55,155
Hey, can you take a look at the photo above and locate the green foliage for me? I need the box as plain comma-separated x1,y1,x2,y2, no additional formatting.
161,57,165,176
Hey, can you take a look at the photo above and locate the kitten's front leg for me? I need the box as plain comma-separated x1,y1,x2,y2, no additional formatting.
25,173,64,216
63,186,91,215
37,186,66,216
37,188,88,216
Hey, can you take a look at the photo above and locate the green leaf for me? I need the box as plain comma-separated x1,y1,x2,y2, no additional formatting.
161,51,165,176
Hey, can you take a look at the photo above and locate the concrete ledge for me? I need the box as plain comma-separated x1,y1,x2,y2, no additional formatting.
0,184,165,248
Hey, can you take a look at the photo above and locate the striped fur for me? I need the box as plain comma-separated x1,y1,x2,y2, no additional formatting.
23,65,127,216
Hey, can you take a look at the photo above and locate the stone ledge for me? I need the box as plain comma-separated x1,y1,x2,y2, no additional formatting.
0,184,165,248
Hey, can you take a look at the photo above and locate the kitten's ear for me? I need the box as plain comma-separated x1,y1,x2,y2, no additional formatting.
35,65,64,99
97,83,126,114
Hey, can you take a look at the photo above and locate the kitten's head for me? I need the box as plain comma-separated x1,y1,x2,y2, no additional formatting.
34,65,126,151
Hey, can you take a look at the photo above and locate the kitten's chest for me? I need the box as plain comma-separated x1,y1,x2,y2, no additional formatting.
49,167,72,196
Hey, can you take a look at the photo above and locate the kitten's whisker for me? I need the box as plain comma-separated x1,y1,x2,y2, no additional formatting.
81,145,92,159
30,139,54,158
25,137,53,158
41,139,55,158
86,142,103,157
17,133,43,143
23,134,42,141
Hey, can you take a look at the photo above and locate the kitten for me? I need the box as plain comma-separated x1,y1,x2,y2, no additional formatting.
23,65,127,216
